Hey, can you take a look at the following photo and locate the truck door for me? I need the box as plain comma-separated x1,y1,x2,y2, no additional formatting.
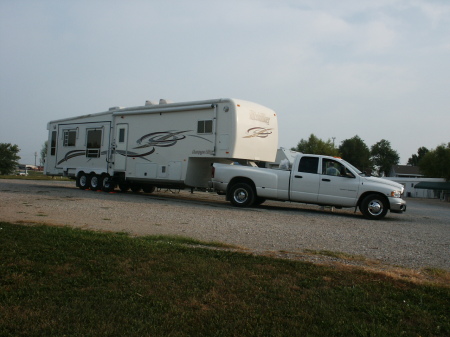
290,156,320,203
318,158,360,206
114,124,128,171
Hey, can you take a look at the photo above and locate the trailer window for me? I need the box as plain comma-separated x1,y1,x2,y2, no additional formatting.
63,130,76,147
50,131,57,156
298,157,319,174
197,120,213,134
118,128,126,143
86,129,102,158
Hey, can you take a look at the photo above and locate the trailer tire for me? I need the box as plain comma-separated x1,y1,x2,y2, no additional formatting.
229,183,255,207
360,194,388,220
101,174,115,192
77,173,89,190
118,183,130,192
130,184,142,193
142,185,156,193
89,174,101,191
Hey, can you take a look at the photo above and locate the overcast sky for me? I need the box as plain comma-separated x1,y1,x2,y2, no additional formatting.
1,0,449,165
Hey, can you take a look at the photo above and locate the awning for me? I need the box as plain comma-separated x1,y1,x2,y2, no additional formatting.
414,182,450,191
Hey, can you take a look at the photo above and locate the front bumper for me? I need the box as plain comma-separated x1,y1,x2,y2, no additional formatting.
389,197,407,213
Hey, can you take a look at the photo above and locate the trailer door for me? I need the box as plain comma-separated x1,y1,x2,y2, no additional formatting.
115,124,128,171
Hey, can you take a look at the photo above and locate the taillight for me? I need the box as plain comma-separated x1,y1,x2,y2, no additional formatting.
211,166,215,178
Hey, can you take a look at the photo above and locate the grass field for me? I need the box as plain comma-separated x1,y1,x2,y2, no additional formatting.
1,222,449,336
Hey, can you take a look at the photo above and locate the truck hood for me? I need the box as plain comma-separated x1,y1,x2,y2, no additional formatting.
363,176,404,191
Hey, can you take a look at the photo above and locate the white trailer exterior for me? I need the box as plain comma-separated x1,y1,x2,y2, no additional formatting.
45,98,278,192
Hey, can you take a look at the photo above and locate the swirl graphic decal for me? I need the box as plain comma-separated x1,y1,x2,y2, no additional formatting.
135,130,192,149
243,127,273,138
57,150,85,165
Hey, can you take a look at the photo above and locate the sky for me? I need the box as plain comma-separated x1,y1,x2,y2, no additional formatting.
1,0,449,165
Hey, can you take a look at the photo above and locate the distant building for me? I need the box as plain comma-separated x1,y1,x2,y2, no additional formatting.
386,165,449,200
389,165,424,178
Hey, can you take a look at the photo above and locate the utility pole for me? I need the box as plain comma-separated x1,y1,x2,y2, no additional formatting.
35,152,37,166
332,137,336,147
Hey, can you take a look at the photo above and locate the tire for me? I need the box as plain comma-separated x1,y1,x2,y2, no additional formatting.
118,182,130,192
101,174,115,192
360,194,388,220
228,183,255,207
142,185,156,193
253,197,266,206
77,172,89,190
89,174,100,191
130,184,142,193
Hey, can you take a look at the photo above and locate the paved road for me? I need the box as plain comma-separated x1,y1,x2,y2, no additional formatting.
1,179,449,270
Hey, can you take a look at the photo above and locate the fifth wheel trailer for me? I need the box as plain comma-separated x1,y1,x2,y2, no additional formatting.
44,98,278,192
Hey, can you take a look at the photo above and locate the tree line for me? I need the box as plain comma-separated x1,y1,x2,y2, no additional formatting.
291,134,450,180
1,139,449,181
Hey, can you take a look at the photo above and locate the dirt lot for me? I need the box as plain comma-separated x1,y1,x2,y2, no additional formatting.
1,179,449,271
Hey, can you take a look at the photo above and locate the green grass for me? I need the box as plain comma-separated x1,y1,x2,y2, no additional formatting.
1,222,448,337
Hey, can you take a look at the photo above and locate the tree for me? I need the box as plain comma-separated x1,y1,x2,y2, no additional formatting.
370,139,399,177
338,135,372,172
419,143,450,181
291,134,340,156
407,146,429,166
0,143,21,175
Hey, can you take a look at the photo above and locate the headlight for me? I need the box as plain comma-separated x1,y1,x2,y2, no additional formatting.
390,190,401,198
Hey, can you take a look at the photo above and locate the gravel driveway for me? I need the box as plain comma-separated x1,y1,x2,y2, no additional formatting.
1,179,449,270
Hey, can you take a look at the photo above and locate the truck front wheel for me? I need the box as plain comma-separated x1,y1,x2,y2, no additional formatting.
229,183,255,207
360,194,388,220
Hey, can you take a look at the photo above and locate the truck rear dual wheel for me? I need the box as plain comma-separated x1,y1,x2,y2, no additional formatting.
229,183,255,207
360,194,388,220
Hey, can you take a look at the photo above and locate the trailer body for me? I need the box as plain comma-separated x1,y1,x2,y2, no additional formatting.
45,98,278,191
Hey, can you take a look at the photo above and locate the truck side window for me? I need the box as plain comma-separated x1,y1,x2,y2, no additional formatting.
322,159,354,178
322,159,342,176
298,157,319,174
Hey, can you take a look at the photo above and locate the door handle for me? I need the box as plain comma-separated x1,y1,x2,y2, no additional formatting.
322,178,331,182
294,175,303,178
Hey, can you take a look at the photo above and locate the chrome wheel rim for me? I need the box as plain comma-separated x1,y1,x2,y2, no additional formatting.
233,188,248,204
368,200,383,216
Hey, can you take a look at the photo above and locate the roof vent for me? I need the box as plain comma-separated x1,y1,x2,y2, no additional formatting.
159,99,173,104
109,106,122,111
145,100,158,106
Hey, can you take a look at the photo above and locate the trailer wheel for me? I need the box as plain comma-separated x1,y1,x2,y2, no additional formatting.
77,173,89,190
142,185,156,193
229,183,255,207
130,184,142,193
118,183,130,192
360,194,388,220
89,174,101,191
101,174,115,192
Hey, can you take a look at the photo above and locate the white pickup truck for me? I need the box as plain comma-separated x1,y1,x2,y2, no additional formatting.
210,154,406,220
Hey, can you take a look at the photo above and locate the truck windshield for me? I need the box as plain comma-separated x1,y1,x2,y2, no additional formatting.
340,159,363,175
